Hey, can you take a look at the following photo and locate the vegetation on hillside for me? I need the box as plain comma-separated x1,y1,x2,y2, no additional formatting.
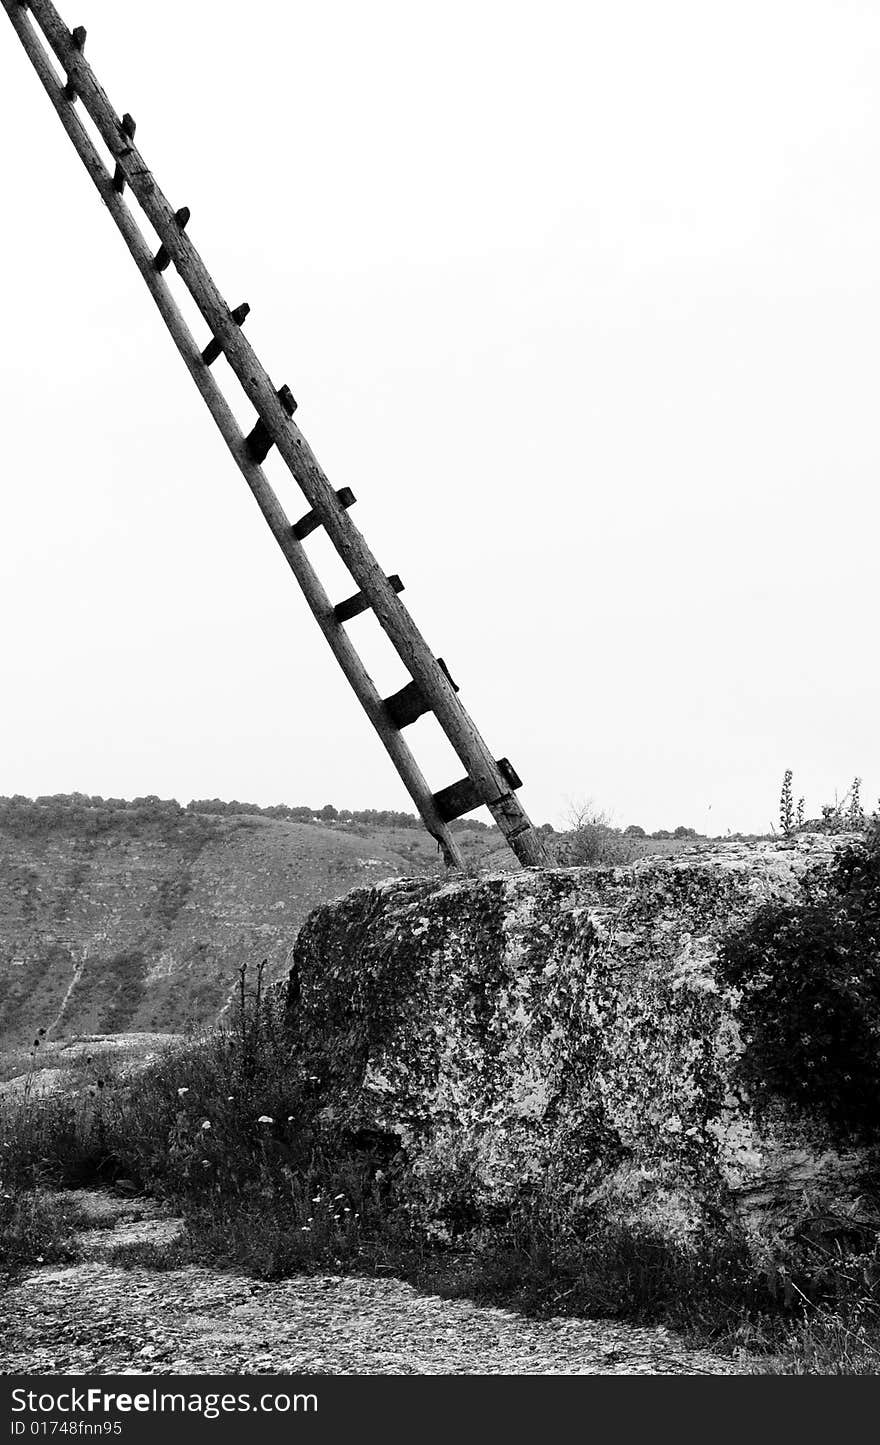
0,797,512,1051
549,804,706,867
0,793,495,836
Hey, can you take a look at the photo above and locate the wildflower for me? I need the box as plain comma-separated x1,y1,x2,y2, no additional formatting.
333,1193,345,1201
201,1160,211,1168
177,1087,189,1097
301,1226,311,1232
287,1116,295,1122
227,1096,234,1102
201,1120,211,1130
257,1115,274,1124
312,1195,322,1203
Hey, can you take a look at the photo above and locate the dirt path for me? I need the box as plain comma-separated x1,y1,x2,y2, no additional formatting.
1,1192,742,1375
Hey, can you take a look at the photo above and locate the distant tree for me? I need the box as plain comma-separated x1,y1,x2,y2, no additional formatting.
624,824,646,837
673,825,698,839
318,803,339,821
652,829,673,839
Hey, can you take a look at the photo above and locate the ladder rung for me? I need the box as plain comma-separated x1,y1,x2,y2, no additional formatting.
432,775,482,824
62,24,85,98
433,757,523,823
202,302,250,366
334,574,403,624
384,658,458,730
497,756,523,791
291,486,356,541
245,384,297,463
112,112,136,193
153,206,190,272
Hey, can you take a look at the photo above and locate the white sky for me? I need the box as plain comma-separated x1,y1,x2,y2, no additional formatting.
1,0,878,834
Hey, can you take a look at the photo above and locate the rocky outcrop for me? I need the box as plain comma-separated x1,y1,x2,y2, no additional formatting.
284,835,868,1251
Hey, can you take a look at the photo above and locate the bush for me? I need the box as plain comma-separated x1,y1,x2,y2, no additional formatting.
554,805,638,867
718,821,880,1143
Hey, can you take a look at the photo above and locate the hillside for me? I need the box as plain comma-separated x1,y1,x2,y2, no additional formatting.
0,797,502,1058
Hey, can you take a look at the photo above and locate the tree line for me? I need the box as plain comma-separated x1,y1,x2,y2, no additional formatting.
0,794,494,833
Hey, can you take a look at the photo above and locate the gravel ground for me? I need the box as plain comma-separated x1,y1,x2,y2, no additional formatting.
1,1192,744,1375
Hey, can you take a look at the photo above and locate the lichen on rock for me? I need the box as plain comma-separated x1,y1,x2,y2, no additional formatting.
281,834,866,1253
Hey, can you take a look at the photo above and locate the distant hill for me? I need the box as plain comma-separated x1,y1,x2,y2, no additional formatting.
0,795,508,1057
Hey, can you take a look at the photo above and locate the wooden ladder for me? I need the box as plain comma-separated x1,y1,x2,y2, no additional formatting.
3,0,548,870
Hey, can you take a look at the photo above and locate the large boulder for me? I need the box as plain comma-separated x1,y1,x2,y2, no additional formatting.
282,835,866,1250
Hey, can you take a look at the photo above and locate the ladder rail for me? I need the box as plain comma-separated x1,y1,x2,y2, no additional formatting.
22,0,529,840
5,0,548,866
3,0,465,868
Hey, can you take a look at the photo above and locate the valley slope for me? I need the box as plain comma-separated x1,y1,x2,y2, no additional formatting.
0,800,499,1058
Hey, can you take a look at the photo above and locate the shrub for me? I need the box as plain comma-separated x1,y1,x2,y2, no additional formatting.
718,820,880,1143
555,804,638,867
